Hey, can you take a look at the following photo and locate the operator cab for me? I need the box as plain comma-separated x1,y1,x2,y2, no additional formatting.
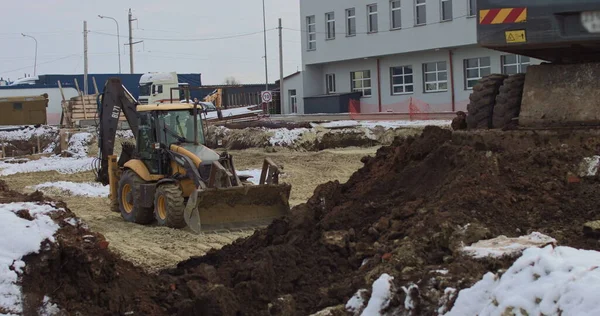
135,103,220,176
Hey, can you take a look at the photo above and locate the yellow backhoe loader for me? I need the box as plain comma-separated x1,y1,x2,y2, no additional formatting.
93,78,291,233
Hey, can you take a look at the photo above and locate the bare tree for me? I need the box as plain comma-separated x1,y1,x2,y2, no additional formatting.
224,76,240,85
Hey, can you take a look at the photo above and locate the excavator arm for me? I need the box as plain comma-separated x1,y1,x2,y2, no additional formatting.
96,78,140,185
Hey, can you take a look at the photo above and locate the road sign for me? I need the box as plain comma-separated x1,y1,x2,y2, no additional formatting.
261,91,273,103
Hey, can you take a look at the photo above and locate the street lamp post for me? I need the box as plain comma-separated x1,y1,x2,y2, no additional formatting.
21,33,37,76
98,15,122,74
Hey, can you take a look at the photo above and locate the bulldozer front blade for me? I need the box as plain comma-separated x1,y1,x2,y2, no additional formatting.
184,183,291,233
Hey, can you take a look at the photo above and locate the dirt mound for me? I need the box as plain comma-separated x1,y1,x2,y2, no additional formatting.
0,181,170,315
158,126,600,315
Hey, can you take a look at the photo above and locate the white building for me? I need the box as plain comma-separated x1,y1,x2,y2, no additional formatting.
283,0,540,115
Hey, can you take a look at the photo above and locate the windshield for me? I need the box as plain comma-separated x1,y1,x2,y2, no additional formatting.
156,110,205,145
139,83,151,97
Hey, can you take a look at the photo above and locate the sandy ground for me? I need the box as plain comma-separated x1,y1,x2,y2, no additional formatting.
2,146,377,272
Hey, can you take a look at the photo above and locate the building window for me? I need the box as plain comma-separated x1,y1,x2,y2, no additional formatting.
390,66,414,95
289,90,297,113
13,103,23,111
351,70,372,97
441,0,453,21
468,0,477,17
326,12,335,40
391,0,402,29
415,0,426,25
326,74,336,94
464,57,491,89
307,16,316,50
367,4,378,33
423,61,448,92
346,8,356,36
501,54,531,75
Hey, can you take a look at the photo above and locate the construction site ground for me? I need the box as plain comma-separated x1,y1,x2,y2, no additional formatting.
3,121,600,315
2,146,377,272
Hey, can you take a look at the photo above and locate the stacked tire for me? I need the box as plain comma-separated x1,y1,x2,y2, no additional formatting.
464,73,526,130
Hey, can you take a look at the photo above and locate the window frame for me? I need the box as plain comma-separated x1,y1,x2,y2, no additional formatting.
346,8,356,36
468,0,477,17
350,70,372,97
423,61,448,93
441,0,453,21
390,0,402,30
326,73,337,94
415,0,426,26
325,12,335,40
390,66,414,95
306,15,316,51
367,4,378,33
501,54,531,75
464,57,492,90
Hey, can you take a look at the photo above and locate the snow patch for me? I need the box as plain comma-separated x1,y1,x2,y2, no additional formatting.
362,273,395,315
445,245,600,316
269,128,310,146
0,156,95,176
578,156,600,177
461,232,557,259
345,289,368,314
0,126,58,141
31,181,109,198
236,169,262,185
116,130,134,139
0,202,62,315
401,283,418,310
37,296,61,316
66,132,93,158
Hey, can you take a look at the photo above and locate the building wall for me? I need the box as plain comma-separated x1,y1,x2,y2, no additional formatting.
300,0,478,65
282,73,304,114
303,45,542,114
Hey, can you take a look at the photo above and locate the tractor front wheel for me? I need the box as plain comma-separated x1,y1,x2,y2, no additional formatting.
154,183,186,229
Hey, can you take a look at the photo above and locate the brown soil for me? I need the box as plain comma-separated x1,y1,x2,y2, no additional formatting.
157,126,600,315
214,120,312,130
0,181,169,316
8,126,600,315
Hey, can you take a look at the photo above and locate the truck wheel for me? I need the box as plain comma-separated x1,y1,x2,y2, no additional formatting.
154,183,186,229
466,74,508,129
492,73,526,129
118,170,154,224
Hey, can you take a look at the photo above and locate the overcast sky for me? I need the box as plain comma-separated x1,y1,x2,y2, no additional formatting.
0,0,302,85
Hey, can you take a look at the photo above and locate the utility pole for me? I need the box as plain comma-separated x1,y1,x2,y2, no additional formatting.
126,9,143,74
83,21,88,95
262,0,268,92
279,18,284,113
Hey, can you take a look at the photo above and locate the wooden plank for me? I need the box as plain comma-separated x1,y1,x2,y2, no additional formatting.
93,77,99,95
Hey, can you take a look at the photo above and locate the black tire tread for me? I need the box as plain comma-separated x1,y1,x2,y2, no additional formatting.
117,170,154,224
492,73,526,129
154,184,186,229
466,74,508,129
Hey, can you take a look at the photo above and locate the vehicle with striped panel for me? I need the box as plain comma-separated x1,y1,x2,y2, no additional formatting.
454,0,600,130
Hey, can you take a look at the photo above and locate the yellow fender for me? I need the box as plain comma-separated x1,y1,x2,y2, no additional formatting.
123,159,164,182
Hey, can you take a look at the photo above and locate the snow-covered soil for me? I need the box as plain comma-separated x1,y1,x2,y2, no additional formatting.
446,245,600,316
204,106,262,120
0,157,95,176
461,232,557,259
0,202,63,315
0,126,58,142
30,181,109,198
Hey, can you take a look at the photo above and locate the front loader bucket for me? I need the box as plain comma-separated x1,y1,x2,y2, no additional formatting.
184,183,291,233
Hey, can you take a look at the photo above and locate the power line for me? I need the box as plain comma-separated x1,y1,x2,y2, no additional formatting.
0,54,80,75
89,28,277,42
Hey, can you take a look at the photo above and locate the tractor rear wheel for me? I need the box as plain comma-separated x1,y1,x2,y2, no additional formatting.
466,74,508,129
154,183,186,229
117,170,154,224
